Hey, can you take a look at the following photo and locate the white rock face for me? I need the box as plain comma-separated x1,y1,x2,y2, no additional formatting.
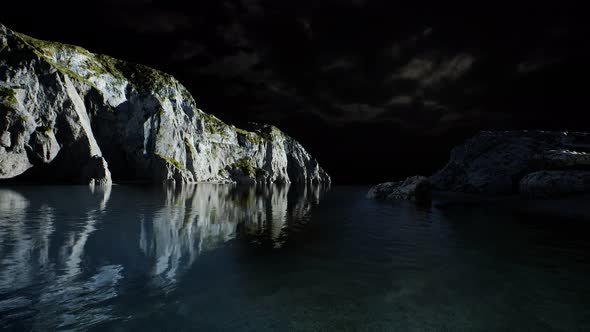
0,24,330,185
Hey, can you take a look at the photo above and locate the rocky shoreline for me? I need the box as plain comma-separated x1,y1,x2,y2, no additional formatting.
0,24,330,186
369,131,590,218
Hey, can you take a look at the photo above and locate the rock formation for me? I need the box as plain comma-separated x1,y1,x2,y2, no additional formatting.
518,170,590,198
366,176,431,203
0,24,330,186
430,131,590,196
369,131,590,201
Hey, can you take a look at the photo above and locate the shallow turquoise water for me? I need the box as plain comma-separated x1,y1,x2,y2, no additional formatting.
0,184,589,331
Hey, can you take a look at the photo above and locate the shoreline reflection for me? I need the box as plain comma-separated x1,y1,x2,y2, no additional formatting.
0,183,328,329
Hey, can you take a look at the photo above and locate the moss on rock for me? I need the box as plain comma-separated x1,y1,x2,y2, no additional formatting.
235,127,263,145
184,138,196,155
201,111,229,136
230,157,257,176
16,32,91,57
0,87,19,115
258,125,279,141
13,32,97,86
155,152,185,170
0,87,17,106
11,30,176,95
114,60,176,92
37,125,53,135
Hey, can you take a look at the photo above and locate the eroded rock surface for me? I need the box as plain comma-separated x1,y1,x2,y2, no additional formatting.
0,24,330,185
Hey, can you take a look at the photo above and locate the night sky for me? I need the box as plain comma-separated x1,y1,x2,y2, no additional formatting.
2,1,588,184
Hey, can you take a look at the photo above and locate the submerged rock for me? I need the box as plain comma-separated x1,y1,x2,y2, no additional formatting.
367,176,431,203
0,24,329,185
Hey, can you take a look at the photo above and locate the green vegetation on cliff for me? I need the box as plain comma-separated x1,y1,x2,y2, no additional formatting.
155,153,185,170
12,30,179,95
230,157,257,176
0,86,17,113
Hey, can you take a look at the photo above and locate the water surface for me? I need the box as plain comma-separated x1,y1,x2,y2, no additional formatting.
0,184,589,331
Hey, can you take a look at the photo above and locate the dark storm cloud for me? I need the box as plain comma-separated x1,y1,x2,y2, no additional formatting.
517,57,563,74
100,0,153,3
52,0,582,136
197,51,262,79
250,49,479,126
171,40,207,61
334,103,387,121
298,17,314,39
387,53,475,87
425,110,486,135
307,93,471,129
385,96,413,106
218,22,251,48
423,54,474,85
389,57,435,81
310,51,474,128
320,58,356,72
117,10,192,33
329,0,369,7
422,99,449,111
238,0,265,16
85,1,484,128
380,27,434,59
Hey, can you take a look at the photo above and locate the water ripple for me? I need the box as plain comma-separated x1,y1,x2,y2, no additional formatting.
0,185,589,331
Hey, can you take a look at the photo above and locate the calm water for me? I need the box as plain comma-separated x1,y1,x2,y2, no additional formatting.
0,184,589,331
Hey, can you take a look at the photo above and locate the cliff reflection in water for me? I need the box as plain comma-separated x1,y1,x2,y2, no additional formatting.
140,183,327,286
0,183,327,329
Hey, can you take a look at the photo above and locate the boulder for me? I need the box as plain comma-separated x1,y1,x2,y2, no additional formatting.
26,129,60,164
367,176,431,203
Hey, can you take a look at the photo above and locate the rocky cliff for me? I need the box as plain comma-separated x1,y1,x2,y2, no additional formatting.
0,24,330,186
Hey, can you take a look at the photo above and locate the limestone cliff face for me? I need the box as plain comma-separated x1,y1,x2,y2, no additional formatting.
0,24,330,185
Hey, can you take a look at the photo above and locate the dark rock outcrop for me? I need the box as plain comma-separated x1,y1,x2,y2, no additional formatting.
367,176,431,203
430,131,590,195
369,130,590,202
0,24,330,185
81,155,112,187
519,170,590,197
531,149,590,170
